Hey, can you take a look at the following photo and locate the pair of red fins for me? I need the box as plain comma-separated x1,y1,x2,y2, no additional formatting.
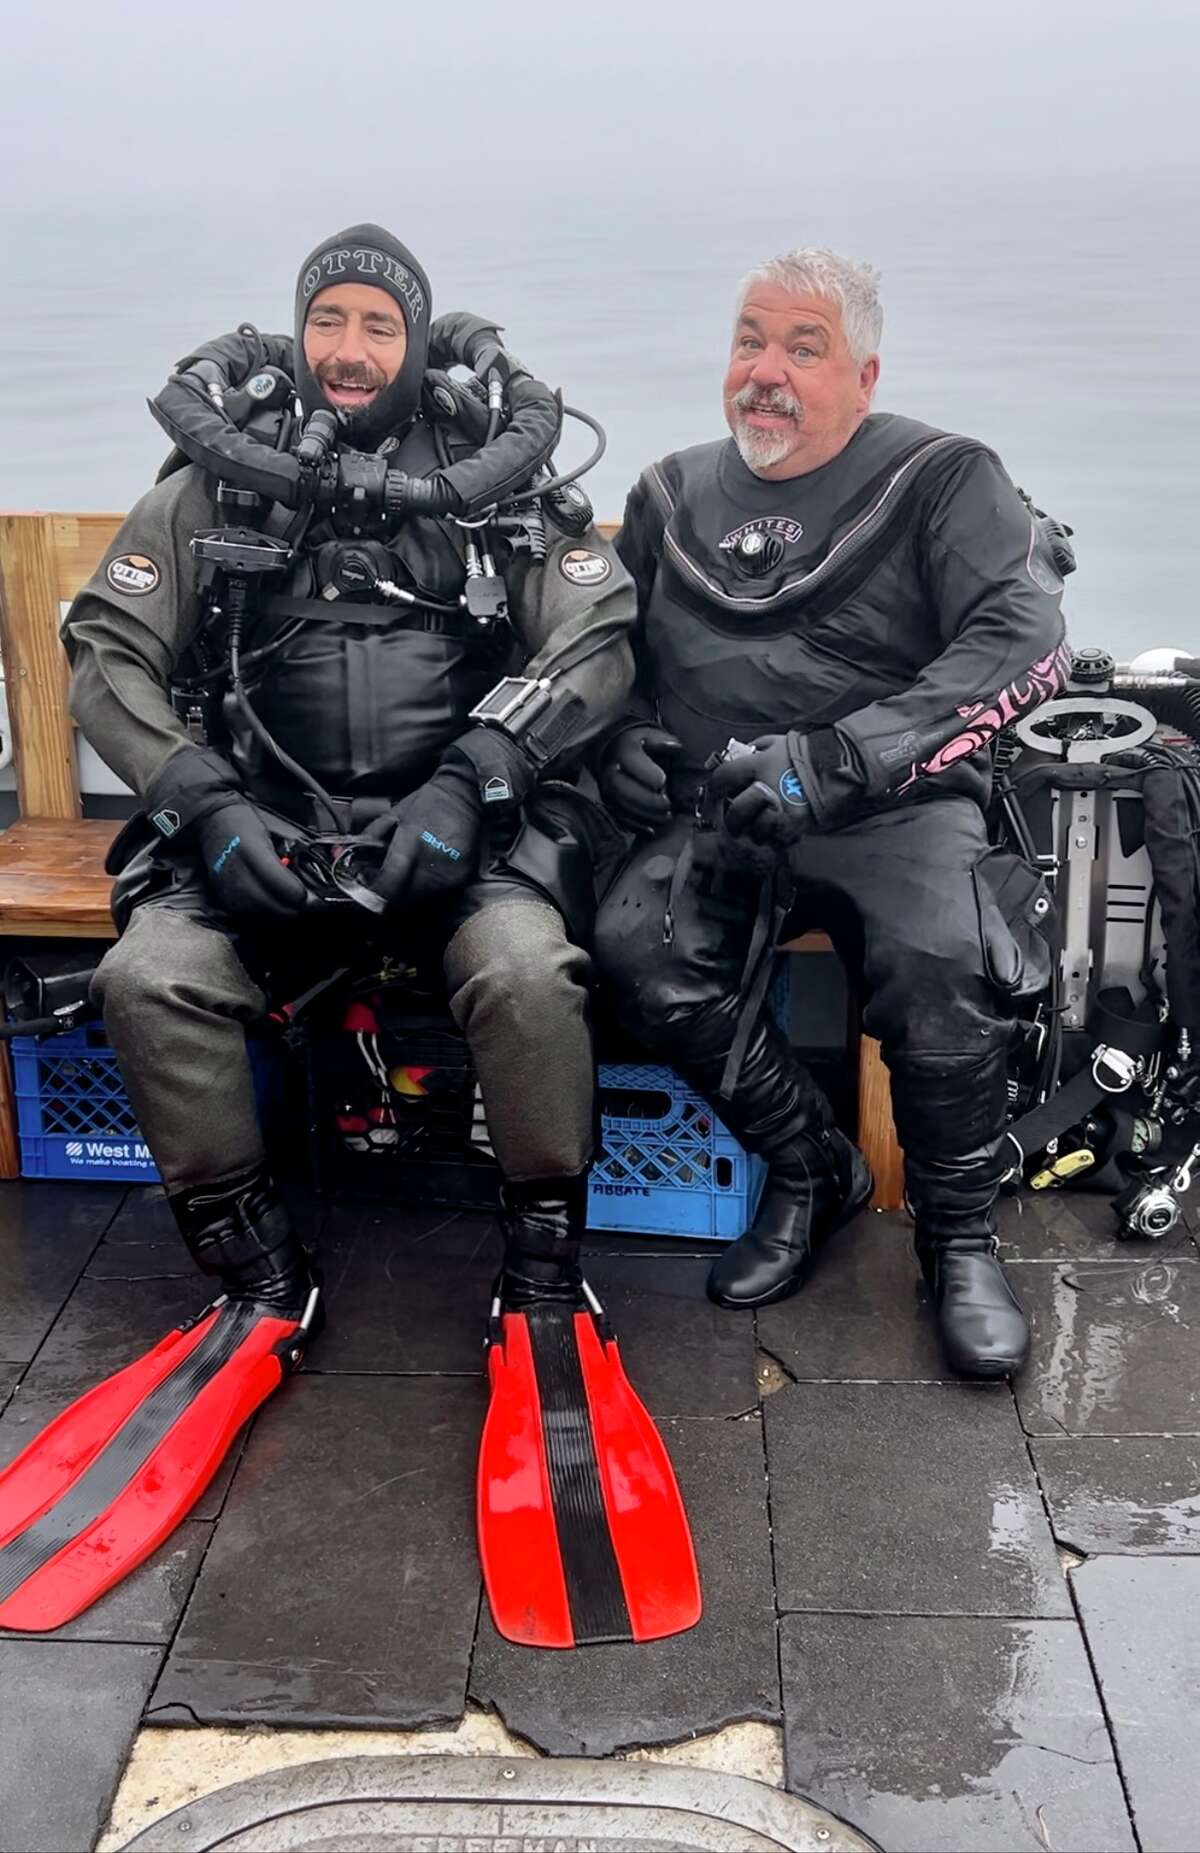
0,1278,700,1648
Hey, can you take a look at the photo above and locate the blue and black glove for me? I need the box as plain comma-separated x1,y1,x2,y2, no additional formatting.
360,764,483,910
144,747,309,921
360,728,535,910
706,733,813,851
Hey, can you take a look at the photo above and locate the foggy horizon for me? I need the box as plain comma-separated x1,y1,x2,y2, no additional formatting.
3,0,1197,206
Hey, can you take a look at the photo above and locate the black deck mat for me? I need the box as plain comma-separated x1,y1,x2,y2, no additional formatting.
0,1638,162,1853
469,1410,779,1756
3,1171,1196,1850
1032,1433,1200,1552
781,1613,1135,1853
1012,1256,1200,1435
1074,1555,1200,1852
757,1209,947,1382
998,1187,1198,1262
0,1180,126,1359
84,1185,190,1279
766,1380,1069,1617
307,1203,498,1375
575,1253,758,1419
150,1373,483,1728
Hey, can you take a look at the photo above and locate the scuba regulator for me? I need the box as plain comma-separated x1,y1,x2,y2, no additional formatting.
153,316,613,914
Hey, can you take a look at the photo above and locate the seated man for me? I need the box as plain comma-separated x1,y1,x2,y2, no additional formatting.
0,225,702,1646
594,246,1070,1379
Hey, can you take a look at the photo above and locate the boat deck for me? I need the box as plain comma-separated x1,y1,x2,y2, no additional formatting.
1,1178,1197,1852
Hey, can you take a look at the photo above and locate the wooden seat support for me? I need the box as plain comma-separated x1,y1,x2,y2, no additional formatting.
0,509,904,1207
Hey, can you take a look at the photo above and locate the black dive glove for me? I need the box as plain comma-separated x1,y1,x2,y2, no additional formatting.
360,763,483,909
144,747,309,921
706,733,814,851
598,724,682,831
359,729,536,910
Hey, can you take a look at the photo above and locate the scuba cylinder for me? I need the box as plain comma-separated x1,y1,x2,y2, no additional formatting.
997,648,1200,1239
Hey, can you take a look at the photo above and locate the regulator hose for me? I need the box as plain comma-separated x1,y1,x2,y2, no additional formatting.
148,317,567,521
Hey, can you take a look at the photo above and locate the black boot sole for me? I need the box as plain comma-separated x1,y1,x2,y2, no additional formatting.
707,1152,875,1311
942,1350,1028,1381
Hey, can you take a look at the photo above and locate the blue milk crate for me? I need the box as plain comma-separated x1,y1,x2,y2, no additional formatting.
11,1025,160,1184
586,959,794,1241
589,1062,767,1240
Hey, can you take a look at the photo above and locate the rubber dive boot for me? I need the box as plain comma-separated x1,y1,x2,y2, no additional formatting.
896,1045,1029,1378
709,1124,873,1308
667,1017,871,1309
496,1174,588,1307
169,1159,323,1326
915,1233,1029,1378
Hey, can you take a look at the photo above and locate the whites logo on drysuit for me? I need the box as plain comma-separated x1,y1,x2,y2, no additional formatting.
559,549,612,587
106,554,161,596
719,517,804,554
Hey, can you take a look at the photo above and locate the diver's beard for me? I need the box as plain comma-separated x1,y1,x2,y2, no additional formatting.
732,417,800,474
328,396,378,429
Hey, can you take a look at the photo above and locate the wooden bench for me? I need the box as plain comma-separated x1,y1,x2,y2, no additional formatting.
0,510,903,1207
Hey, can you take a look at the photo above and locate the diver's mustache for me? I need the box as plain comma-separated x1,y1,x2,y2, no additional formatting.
317,361,387,387
732,384,802,418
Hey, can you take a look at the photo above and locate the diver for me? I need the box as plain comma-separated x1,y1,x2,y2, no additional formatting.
593,246,1071,1380
0,225,699,1647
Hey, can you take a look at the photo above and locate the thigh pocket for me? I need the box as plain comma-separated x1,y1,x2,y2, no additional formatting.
971,846,1054,1000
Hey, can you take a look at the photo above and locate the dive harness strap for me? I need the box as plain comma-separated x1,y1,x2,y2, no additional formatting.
260,594,493,639
719,875,794,1102
662,834,793,1103
1005,986,1164,1168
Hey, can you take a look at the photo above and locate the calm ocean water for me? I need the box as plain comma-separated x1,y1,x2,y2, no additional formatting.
2,172,1195,660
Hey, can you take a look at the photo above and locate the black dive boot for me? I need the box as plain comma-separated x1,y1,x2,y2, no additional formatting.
682,1020,873,1309
168,1158,323,1332
896,1047,1029,1379
497,1174,589,1308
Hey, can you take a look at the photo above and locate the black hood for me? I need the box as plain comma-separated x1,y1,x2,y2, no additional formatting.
294,222,432,448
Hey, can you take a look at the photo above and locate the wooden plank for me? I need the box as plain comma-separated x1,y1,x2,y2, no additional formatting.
48,513,126,603
857,1034,905,1211
0,515,79,819
781,931,833,955
0,1045,19,1180
0,819,118,938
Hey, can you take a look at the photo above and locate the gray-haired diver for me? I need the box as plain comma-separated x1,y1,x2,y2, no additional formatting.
594,246,1071,1380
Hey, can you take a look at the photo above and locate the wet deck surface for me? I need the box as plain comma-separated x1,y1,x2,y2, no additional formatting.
1,1179,1197,1851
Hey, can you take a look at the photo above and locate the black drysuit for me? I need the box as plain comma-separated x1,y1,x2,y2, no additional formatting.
594,413,1069,1234
64,412,635,1194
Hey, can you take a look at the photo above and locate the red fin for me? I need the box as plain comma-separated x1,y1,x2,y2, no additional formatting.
573,1313,701,1642
0,1307,298,1633
476,1307,701,1649
477,1312,574,1647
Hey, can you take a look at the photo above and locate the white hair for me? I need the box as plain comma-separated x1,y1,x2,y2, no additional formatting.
737,248,883,363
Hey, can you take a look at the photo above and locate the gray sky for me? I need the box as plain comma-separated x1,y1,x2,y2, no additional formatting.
2,0,1196,205
2,0,1196,649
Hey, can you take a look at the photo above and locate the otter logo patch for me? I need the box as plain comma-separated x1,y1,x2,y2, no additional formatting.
106,553,161,596
559,548,611,587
